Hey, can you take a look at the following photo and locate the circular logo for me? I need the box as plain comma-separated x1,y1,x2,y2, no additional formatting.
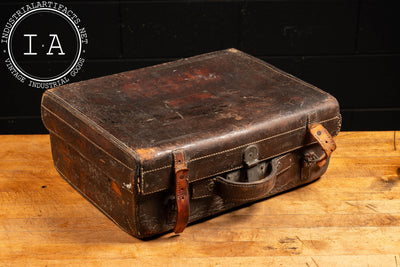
2,2,88,89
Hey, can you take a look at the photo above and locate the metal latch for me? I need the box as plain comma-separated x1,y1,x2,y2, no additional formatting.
242,145,271,182
243,145,259,167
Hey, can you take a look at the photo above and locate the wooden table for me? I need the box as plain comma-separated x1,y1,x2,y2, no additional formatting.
1,132,399,266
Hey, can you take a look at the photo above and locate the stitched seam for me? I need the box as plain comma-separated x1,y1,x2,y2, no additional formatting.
193,160,291,199
142,154,287,195
142,165,170,174
228,195,272,202
192,193,213,199
140,116,339,194
140,115,339,175
140,141,316,194
140,186,170,195
191,193,211,199
276,164,293,176
139,166,143,194
316,116,340,125
43,105,134,172
217,178,274,188
257,144,312,164
141,125,305,176
191,165,244,184
192,180,215,199
187,125,305,163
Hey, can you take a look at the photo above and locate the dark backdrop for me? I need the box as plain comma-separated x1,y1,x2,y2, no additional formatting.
1,0,399,134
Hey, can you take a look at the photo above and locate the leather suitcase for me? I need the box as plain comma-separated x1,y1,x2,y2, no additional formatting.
41,49,341,239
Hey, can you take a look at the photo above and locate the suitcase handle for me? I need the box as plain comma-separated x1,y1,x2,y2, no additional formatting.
215,157,279,202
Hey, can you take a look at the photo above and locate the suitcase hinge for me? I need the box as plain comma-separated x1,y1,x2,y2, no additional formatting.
173,150,190,233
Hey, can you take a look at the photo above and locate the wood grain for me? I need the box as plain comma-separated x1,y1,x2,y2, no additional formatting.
0,132,399,266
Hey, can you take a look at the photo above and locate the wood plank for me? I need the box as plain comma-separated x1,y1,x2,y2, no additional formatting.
0,132,399,265
0,135,51,161
2,191,399,219
332,131,399,157
2,255,400,267
1,212,399,233
1,227,400,257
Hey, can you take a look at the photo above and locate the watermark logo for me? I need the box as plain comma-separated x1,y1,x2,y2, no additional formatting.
2,2,88,89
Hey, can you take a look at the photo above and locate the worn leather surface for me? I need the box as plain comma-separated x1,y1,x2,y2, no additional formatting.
41,49,341,239
42,49,340,194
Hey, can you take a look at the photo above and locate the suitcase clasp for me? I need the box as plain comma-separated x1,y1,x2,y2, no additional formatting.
243,145,259,167
243,145,273,183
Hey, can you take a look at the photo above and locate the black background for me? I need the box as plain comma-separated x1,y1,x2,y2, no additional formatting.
1,0,399,134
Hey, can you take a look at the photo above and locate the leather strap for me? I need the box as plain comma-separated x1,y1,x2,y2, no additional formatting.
173,150,189,233
309,123,337,167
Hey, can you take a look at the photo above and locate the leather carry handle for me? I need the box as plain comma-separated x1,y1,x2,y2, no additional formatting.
215,157,279,202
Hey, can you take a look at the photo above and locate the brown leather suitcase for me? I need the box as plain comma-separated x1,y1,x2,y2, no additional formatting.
41,49,341,239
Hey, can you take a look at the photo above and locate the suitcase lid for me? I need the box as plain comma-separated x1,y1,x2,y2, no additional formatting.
42,49,341,195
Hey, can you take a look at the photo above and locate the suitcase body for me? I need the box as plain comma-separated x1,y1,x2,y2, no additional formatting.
41,49,341,239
